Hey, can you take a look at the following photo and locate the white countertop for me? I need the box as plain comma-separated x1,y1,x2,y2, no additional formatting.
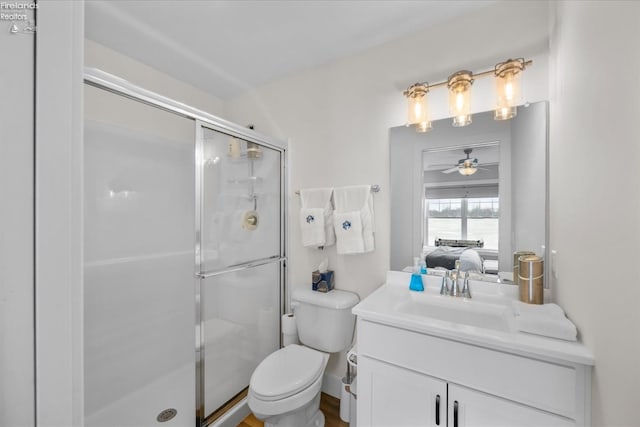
352,271,595,366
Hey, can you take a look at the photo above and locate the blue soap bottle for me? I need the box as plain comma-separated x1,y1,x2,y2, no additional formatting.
409,257,424,292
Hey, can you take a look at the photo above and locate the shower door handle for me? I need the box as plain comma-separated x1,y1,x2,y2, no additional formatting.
197,256,286,279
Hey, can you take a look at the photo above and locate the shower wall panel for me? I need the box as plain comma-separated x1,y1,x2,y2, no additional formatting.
83,85,195,426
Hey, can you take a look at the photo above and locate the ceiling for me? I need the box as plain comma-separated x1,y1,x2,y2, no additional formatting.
85,0,496,99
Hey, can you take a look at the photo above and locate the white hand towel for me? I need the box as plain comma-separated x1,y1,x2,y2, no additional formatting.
300,187,333,209
334,211,365,254
360,203,375,252
334,185,375,254
299,188,335,248
333,185,371,212
512,301,565,318
300,208,326,247
511,301,577,341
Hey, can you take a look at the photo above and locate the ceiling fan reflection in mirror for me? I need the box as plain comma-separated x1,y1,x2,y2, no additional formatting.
442,148,485,176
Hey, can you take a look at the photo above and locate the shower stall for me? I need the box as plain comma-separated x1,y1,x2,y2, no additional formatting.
83,69,287,426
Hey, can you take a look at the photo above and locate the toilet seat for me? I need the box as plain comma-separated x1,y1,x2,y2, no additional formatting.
250,344,326,401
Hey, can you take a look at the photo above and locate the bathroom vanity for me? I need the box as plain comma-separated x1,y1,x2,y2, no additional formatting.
353,271,594,427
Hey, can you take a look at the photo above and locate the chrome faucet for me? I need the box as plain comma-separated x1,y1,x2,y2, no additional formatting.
461,271,472,299
448,270,460,297
440,270,471,298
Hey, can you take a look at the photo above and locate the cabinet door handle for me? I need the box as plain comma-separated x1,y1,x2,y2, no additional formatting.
435,394,440,425
453,400,459,427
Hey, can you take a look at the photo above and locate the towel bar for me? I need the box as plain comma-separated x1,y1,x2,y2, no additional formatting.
295,184,380,196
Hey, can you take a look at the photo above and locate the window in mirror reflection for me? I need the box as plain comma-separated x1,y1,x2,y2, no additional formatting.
425,197,499,249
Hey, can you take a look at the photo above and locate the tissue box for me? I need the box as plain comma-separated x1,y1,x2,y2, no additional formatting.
312,270,335,292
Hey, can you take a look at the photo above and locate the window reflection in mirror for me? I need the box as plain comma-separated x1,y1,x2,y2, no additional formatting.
425,197,500,249
422,142,501,255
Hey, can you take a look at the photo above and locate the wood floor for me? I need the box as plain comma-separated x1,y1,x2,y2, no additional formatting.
237,393,349,427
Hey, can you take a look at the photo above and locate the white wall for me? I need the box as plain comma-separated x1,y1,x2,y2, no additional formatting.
549,1,640,425
35,1,85,425
0,4,35,426
224,1,551,379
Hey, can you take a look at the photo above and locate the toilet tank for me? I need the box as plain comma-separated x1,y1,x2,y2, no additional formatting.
292,289,360,353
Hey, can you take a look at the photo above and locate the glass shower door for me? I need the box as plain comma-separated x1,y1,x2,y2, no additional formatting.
83,85,196,426
198,126,283,422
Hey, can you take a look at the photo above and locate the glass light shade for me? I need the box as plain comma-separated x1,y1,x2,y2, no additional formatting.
494,59,523,121
494,106,517,120
408,93,427,123
459,166,478,176
406,84,431,132
416,121,432,133
452,114,472,127
448,71,473,128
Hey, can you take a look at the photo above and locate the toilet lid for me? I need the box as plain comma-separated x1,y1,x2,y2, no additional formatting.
250,345,325,401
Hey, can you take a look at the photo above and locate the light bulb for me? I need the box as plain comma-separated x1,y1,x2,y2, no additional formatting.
456,92,465,112
505,79,514,101
413,102,423,120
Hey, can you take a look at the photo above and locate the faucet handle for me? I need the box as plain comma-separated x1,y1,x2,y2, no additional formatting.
461,271,472,299
440,273,449,295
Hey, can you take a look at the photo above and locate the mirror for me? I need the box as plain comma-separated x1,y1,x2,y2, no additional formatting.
390,101,548,282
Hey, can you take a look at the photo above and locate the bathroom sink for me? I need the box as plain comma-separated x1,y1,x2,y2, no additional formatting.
353,271,595,367
395,294,514,332
352,271,518,335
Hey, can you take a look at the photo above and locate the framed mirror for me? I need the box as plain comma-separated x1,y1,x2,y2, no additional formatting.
389,101,548,283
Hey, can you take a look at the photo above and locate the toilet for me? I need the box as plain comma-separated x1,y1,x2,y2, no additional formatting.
248,288,359,427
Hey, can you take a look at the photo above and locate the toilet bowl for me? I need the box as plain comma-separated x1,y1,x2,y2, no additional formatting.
248,288,359,427
249,344,329,427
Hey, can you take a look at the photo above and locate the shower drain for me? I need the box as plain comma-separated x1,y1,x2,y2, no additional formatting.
156,408,177,423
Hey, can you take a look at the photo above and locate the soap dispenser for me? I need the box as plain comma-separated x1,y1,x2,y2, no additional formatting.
409,257,424,292
419,252,428,275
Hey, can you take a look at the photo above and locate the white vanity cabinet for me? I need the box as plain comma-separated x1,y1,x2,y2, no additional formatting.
359,357,446,426
447,383,573,427
356,319,591,427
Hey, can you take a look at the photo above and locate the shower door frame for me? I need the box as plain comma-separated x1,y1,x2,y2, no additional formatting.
195,123,287,425
83,68,288,427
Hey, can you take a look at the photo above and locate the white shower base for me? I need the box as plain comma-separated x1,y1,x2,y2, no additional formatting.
85,363,194,427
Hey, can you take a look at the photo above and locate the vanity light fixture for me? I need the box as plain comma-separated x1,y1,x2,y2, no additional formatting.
403,58,532,132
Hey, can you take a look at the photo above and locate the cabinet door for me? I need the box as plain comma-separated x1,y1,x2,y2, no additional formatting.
448,384,574,427
358,356,447,427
